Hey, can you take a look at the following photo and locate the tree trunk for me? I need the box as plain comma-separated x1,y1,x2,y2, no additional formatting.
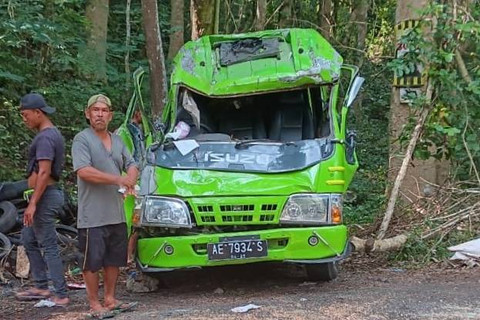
278,0,292,28
190,0,216,40
318,0,333,40
351,234,408,253
167,0,184,61
38,0,55,85
386,0,449,236
125,0,132,100
255,0,267,31
84,0,110,82
351,0,369,67
214,0,220,34
141,0,168,118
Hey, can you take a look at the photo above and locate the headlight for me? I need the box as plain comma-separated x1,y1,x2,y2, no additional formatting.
141,196,192,228
280,194,342,224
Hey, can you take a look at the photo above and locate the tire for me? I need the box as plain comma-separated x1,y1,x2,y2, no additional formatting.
0,180,28,202
9,198,28,209
55,224,78,247
0,201,18,233
59,191,76,226
0,232,12,259
305,262,338,282
7,232,22,246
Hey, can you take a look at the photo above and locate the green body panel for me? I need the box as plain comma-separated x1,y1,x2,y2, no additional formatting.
171,29,342,96
118,28,361,271
137,226,347,268
151,148,353,198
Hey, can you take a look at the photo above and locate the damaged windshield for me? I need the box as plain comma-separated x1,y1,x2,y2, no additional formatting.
172,86,332,142
147,85,337,173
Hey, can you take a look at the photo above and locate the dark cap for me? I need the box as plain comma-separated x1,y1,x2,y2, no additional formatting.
20,93,56,114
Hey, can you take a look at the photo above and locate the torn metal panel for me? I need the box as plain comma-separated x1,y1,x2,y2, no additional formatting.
219,38,280,66
180,48,196,75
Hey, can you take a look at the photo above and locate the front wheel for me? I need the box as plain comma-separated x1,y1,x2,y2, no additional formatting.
305,262,338,281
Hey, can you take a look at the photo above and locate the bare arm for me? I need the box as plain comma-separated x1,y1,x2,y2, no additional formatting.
77,165,138,188
77,166,122,185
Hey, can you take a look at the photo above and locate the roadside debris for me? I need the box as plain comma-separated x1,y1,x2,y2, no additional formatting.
34,299,57,308
231,303,261,313
126,271,159,293
15,245,29,278
213,287,224,294
449,238,480,267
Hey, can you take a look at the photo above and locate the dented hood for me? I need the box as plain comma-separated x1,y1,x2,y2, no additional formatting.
171,28,342,96
139,139,335,197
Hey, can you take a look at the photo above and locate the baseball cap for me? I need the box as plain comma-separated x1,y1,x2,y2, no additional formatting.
87,94,112,109
20,93,56,114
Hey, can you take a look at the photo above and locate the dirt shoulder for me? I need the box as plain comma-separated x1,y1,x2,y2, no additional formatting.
1,262,478,320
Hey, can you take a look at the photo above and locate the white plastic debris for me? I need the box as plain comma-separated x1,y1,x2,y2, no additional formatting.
231,304,261,313
34,299,56,308
448,238,480,265
165,121,191,140
173,139,199,156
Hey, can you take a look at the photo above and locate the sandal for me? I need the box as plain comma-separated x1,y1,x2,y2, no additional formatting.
111,301,138,314
15,288,51,301
85,310,115,320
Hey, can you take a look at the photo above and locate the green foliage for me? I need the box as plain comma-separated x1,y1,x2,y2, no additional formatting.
0,0,150,181
388,2,480,180
344,61,391,224
392,228,476,266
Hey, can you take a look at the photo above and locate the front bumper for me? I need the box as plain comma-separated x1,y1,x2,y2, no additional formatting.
136,225,349,272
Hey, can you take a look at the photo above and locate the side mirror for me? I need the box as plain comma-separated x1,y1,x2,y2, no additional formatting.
346,76,365,108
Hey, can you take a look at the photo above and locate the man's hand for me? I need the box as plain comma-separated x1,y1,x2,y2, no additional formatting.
119,175,136,189
23,204,36,227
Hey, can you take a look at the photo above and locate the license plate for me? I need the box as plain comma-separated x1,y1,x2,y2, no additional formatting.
207,236,268,260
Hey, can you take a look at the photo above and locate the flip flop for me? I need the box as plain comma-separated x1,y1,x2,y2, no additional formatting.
15,288,51,301
111,301,138,314
85,310,115,320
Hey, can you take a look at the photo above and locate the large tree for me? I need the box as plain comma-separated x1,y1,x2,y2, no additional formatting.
167,0,185,60
190,0,216,40
83,0,110,81
254,0,267,31
318,0,333,40
141,0,168,117
379,0,448,239
278,0,293,28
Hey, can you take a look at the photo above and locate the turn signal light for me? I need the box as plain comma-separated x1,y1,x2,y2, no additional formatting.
132,212,141,226
331,205,342,223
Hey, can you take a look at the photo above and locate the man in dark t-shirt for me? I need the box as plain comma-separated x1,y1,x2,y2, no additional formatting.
15,93,69,306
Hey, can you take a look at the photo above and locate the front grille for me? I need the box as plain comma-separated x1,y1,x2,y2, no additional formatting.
198,205,214,212
222,215,253,222
201,216,216,222
261,204,277,211
220,204,254,212
260,214,275,221
190,196,286,226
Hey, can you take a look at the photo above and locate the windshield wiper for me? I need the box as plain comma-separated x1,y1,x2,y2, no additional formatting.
235,139,274,149
234,139,296,149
